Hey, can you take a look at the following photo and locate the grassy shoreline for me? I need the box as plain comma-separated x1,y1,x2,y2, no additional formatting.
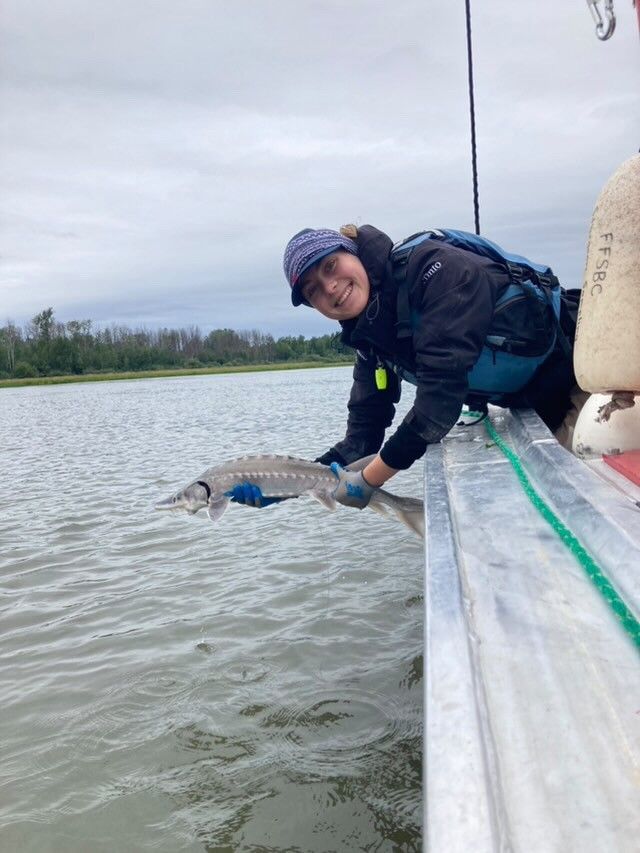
0,360,354,389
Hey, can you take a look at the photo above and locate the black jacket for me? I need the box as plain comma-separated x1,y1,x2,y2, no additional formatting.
320,225,576,470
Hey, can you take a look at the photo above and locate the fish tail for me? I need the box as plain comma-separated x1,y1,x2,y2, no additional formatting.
370,492,424,538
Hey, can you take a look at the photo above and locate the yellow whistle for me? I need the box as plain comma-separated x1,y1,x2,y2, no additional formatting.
375,366,388,391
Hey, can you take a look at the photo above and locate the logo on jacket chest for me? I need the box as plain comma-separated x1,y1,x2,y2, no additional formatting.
423,261,442,281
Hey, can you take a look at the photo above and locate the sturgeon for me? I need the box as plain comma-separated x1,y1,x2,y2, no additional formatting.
155,454,424,538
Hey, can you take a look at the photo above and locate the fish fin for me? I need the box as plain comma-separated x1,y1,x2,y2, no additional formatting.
309,490,337,511
207,495,230,523
398,510,425,539
367,501,395,521
370,493,425,539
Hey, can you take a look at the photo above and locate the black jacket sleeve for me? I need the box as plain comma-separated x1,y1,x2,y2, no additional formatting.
380,244,503,469
321,350,401,466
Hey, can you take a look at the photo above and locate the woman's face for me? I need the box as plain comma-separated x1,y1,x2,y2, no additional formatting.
300,251,370,320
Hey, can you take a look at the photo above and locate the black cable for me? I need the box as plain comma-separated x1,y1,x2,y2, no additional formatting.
465,0,481,235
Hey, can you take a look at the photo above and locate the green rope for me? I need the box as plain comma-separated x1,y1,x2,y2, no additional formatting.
484,417,640,651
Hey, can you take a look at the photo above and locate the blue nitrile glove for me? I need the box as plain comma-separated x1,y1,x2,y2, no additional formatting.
225,482,283,508
330,463,376,509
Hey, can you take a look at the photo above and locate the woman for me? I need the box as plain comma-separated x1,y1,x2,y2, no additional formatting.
231,224,579,509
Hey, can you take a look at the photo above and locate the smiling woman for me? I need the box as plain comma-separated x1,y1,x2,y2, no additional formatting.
278,222,582,498
227,220,581,516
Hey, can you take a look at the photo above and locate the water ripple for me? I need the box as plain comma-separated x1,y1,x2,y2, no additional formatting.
256,686,416,778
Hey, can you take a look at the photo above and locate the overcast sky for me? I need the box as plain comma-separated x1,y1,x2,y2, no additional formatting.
1,1,638,337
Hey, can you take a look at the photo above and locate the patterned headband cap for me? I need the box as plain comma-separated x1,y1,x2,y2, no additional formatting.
283,228,358,306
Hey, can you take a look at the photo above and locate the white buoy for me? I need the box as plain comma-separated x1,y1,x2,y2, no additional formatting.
574,154,640,394
572,393,640,459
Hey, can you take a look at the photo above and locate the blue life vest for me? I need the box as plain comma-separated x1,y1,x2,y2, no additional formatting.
390,229,563,403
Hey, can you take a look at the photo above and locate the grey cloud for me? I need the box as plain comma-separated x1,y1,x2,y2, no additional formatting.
1,0,638,334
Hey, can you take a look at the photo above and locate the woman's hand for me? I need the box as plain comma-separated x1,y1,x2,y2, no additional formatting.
330,463,376,509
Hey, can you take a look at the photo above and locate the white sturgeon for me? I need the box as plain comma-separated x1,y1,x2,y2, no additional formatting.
155,454,424,538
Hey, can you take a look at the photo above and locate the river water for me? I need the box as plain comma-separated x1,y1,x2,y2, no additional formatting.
0,367,423,852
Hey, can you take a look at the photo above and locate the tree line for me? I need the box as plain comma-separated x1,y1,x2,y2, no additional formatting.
0,308,353,379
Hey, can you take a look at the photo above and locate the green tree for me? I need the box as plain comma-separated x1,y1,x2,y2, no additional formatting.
0,322,20,373
31,308,55,342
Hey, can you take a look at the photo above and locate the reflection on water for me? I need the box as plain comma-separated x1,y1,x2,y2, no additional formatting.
0,368,423,851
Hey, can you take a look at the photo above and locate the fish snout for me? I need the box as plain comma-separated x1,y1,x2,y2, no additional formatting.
155,494,182,511
155,481,210,514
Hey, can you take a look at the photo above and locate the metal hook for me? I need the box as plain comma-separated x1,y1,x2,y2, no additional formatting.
586,0,617,40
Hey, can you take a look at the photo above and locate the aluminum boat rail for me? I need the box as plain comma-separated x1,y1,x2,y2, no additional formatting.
423,408,640,852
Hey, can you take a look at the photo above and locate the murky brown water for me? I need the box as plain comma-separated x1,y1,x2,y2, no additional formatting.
0,367,423,851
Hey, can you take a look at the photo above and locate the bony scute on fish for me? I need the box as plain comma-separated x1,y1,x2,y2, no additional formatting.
155,454,424,537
